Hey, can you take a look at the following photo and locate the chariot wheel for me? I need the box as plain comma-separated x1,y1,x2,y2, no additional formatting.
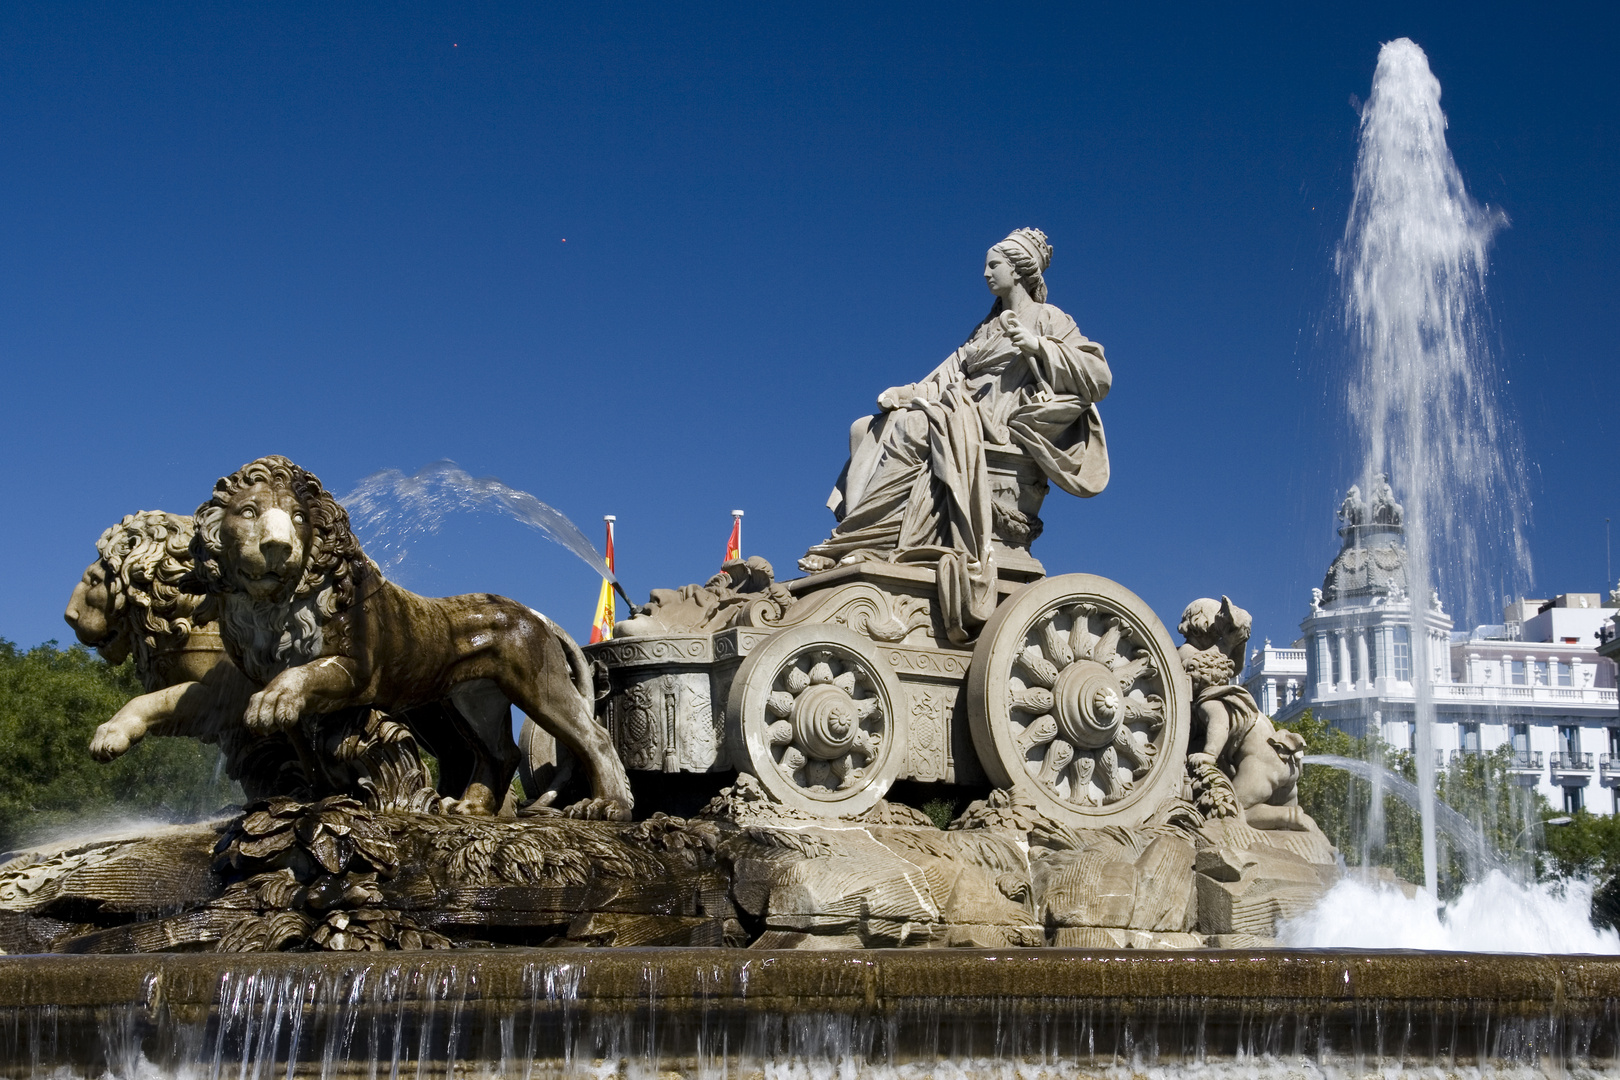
726,624,908,817
967,573,1190,829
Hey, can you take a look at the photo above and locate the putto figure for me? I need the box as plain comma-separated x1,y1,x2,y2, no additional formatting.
801,228,1111,641
1178,597,1318,832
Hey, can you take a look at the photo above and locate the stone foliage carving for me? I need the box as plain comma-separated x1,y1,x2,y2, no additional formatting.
1178,597,1321,833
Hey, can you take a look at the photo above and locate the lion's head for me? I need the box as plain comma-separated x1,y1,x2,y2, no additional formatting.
65,511,206,678
194,456,365,608
192,457,367,684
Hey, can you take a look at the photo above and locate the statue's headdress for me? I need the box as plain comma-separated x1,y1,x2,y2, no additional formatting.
995,227,1053,302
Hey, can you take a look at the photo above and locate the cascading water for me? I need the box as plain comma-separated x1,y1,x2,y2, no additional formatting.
341,460,622,591
1339,38,1530,896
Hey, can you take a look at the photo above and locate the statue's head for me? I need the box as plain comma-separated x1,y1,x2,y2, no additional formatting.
985,227,1052,304
65,511,204,664
1178,595,1252,667
194,455,365,609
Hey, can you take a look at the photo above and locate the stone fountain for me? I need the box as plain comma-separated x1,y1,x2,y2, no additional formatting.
3,223,1615,1076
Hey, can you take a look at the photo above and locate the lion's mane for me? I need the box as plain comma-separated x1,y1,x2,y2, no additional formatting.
95,510,208,688
193,456,369,685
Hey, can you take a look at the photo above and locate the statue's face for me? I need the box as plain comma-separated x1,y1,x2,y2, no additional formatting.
65,559,130,661
984,247,1019,296
221,481,311,600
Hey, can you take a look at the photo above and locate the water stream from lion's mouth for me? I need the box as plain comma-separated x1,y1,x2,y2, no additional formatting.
340,460,618,589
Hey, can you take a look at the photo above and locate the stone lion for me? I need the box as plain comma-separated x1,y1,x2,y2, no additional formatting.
190,455,633,818
65,510,306,798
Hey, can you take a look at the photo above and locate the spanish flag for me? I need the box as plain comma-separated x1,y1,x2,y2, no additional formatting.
589,516,616,644
724,510,743,565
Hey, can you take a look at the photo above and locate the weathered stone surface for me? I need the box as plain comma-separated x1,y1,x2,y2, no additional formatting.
1129,834,1196,932
1052,927,1205,949
1196,843,1333,936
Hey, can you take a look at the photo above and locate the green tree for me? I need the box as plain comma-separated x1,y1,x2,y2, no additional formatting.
0,639,242,850
1277,709,1546,897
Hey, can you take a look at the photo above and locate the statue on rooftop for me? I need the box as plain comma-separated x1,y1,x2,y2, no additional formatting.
800,228,1111,643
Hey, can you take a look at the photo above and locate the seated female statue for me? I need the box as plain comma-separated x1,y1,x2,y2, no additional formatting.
801,227,1111,642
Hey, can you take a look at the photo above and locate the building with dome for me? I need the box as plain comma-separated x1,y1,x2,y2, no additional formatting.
1243,479,1620,813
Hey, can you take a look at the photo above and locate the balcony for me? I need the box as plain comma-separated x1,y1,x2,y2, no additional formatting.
1601,754,1620,788
1506,750,1544,783
1549,751,1595,783
1449,748,1485,767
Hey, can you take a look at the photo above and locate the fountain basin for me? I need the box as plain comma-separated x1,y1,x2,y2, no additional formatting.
2,948,1616,1076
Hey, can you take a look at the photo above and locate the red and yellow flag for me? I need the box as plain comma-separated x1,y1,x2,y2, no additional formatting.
589,516,616,643
724,510,742,564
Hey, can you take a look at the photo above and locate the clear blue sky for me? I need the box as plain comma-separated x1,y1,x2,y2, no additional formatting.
2,2,1615,651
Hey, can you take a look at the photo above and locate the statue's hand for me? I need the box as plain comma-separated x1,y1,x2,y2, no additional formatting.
877,385,916,411
1003,314,1041,356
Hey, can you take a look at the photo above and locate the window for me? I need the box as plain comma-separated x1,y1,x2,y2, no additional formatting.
1610,728,1620,757
1461,723,1481,753
1565,787,1584,814
1330,637,1341,686
1557,660,1573,687
1560,726,1582,757
1511,659,1527,685
1393,627,1411,682
1512,724,1530,753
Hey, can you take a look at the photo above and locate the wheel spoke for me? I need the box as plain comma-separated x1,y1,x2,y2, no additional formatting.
1041,619,1074,668
1016,645,1059,689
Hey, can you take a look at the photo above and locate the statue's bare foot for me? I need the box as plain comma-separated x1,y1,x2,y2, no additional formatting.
798,554,836,573
563,797,633,822
515,801,563,819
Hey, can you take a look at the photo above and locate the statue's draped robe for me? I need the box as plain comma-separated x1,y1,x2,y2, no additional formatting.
807,302,1111,641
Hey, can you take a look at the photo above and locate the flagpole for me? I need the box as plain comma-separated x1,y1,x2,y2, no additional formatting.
732,510,743,554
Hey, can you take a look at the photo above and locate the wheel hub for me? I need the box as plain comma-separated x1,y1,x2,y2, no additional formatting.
791,683,860,760
1052,659,1121,750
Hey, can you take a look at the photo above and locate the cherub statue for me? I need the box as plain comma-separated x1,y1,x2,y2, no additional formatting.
1178,597,1319,832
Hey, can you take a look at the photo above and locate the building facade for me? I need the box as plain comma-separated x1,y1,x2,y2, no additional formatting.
1243,481,1620,813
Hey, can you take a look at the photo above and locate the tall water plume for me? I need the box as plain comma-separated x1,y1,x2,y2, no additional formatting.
1339,38,1529,894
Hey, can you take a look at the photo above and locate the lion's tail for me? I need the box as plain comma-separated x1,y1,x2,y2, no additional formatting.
531,609,594,705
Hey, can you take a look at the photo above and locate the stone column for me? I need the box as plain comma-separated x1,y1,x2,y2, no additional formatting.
1265,677,1277,715
1337,632,1353,692
1315,634,1333,696
1356,630,1370,690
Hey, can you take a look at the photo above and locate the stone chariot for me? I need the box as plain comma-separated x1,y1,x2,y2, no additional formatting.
584,446,1192,827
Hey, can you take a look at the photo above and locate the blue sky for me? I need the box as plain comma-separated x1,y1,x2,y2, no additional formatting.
1,2,1615,652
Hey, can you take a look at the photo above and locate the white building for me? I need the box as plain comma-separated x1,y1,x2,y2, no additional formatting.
1243,481,1619,813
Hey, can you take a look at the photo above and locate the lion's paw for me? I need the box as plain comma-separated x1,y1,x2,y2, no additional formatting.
440,796,496,817
89,723,132,761
243,689,301,734
563,797,633,822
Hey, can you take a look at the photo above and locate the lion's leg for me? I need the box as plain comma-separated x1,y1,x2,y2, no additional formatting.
498,635,633,819
90,681,213,761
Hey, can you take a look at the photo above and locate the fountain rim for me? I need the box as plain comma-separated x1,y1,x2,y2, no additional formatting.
2,948,1616,1014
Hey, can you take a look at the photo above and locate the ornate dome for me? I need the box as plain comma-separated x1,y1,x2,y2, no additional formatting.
1320,477,1408,606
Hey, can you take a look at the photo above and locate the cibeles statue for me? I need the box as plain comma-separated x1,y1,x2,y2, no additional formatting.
800,228,1111,642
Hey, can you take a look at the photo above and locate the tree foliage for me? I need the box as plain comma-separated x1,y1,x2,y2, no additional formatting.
0,639,242,850
1277,709,1547,897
